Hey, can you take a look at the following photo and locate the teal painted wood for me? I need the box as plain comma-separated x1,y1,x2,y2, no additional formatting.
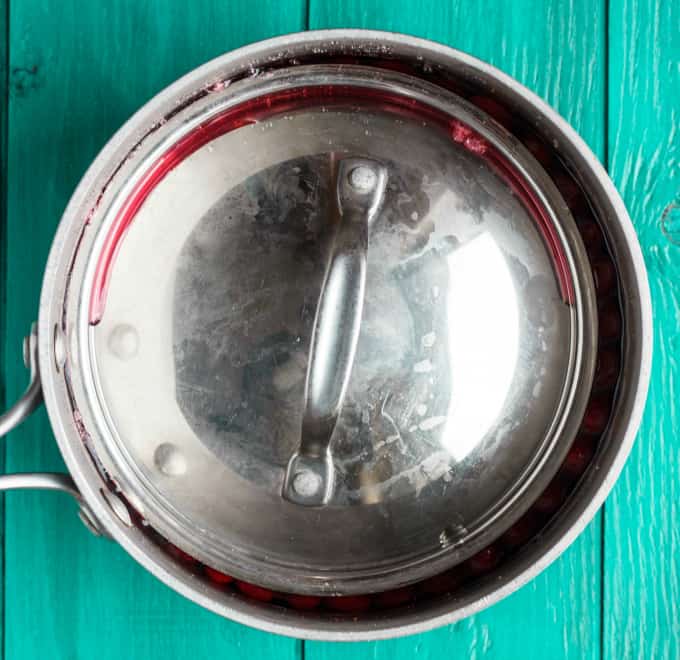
306,1,606,658
3,2,304,659
0,0,6,655
4,2,675,658
604,0,680,658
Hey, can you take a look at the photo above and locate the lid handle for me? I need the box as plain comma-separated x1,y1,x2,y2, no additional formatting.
283,158,387,506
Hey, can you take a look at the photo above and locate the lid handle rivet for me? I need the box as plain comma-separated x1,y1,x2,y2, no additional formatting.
292,470,322,498
348,165,378,192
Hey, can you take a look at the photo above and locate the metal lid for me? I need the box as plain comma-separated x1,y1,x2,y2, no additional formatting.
81,65,597,594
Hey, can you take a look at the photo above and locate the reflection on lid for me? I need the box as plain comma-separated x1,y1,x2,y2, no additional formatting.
442,232,520,460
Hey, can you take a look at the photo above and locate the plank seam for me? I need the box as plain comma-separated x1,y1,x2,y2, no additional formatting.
0,0,8,656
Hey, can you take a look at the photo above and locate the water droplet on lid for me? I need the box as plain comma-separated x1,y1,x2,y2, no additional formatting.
154,443,187,476
108,324,139,360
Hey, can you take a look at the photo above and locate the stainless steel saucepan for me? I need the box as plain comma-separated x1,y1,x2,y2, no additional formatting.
0,30,651,640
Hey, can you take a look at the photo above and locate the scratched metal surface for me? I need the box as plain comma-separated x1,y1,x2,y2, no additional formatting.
1,1,677,658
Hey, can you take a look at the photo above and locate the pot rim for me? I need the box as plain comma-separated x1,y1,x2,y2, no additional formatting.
38,29,652,641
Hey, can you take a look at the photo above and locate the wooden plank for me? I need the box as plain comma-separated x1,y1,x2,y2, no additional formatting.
604,1,680,658
0,0,7,655
4,2,304,659
306,2,606,658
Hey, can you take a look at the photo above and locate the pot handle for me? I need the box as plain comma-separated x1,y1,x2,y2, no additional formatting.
0,322,43,436
0,323,106,536
283,158,387,506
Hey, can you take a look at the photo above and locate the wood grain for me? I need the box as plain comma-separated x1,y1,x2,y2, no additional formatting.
306,1,606,658
3,2,304,659
0,0,6,654
604,0,680,657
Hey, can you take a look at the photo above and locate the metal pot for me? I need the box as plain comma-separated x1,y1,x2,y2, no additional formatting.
0,30,651,640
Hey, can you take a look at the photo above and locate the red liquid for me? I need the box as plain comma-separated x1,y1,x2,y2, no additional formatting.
373,586,415,608
324,595,373,612
418,569,462,595
89,84,575,324
235,580,274,602
283,594,322,610
204,566,234,585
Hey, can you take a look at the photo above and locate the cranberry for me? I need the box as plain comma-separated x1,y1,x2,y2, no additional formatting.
501,513,541,549
523,134,553,166
554,174,587,213
594,348,620,390
167,544,196,565
419,570,462,596
469,95,513,128
284,594,322,610
593,259,617,294
533,478,569,514
599,302,622,341
324,595,372,612
578,220,605,255
467,545,502,574
373,586,415,609
235,581,274,602
563,436,596,475
204,566,234,585
582,397,611,435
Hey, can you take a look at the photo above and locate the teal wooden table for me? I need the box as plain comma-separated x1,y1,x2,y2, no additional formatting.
1,1,677,658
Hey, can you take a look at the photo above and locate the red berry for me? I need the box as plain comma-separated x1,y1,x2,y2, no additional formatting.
324,595,372,612
469,95,513,128
599,303,622,341
284,594,322,610
419,570,462,596
523,134,553,166
501,513,540,549
373,586,415,609
204,566,234,585
235,581,274,602
578,220,605,255
467,545,502,574
582,397,611,435
594,349,620,390
563,436,596,475
555,174,587,213
593,259,617,295
533,478,569,514
167,544,196,565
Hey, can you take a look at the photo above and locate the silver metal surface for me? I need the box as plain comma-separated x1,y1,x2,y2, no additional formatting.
0,324,43,437
0,324,107,536
34,30,652,639
284,157,387,505
0,471,80,498
74,65,596,595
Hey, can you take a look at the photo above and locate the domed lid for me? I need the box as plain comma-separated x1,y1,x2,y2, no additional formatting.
80,65,597,594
